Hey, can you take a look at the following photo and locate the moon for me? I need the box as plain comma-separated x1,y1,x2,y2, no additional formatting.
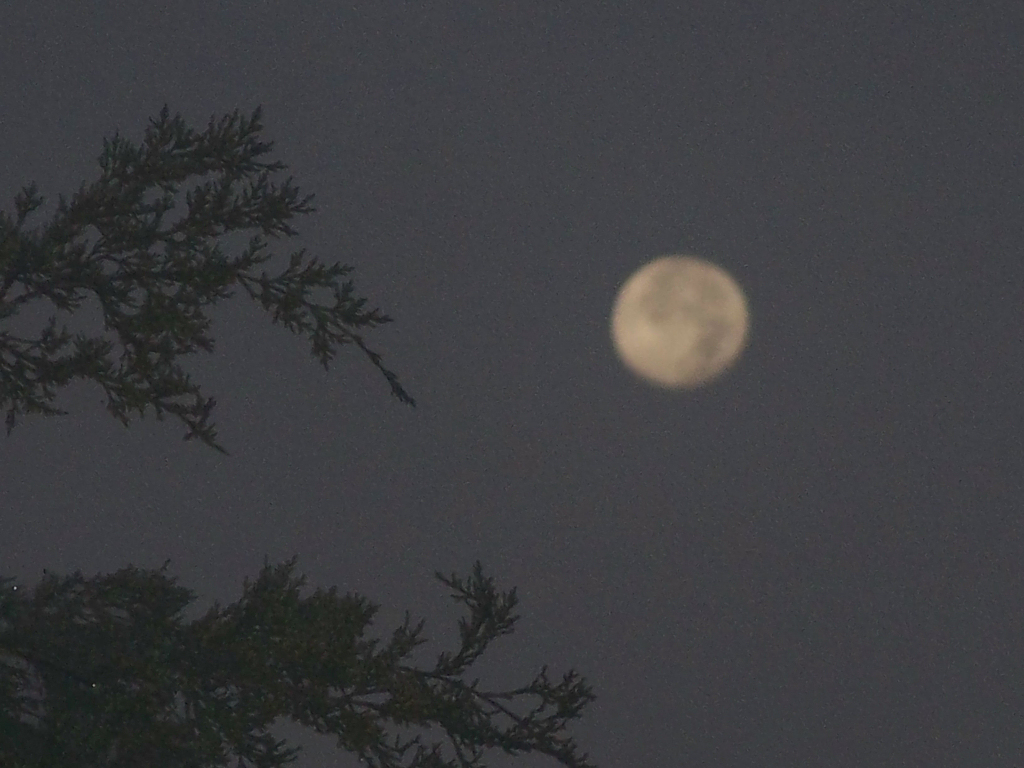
610,255,749,389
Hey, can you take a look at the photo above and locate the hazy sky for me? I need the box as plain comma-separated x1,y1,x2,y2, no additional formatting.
2,3,1023,766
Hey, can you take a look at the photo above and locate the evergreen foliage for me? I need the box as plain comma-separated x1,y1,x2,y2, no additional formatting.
0,560,595,767
0,105,414,455
0,107,595,766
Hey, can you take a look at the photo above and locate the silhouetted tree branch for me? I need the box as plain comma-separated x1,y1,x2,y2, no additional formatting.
0,560,595,768
0,105,414,455
0,106,595,768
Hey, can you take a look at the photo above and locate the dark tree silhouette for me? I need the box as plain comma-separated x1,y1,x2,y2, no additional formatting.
0,560,595,768
0,105,414,455
0,107,596,767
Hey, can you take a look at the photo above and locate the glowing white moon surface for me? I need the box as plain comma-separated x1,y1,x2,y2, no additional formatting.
610,255,749,389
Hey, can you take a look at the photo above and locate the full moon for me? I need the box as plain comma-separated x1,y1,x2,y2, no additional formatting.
610,255,749,389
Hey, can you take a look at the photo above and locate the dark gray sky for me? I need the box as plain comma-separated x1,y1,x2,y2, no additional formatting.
3,3,1023,766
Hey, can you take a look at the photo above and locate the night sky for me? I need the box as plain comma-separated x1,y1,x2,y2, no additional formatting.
3,3,1023,766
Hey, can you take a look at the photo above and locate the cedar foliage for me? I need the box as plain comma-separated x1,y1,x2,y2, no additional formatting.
0,107,595,767
0,560,595,767
0,105,414,456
